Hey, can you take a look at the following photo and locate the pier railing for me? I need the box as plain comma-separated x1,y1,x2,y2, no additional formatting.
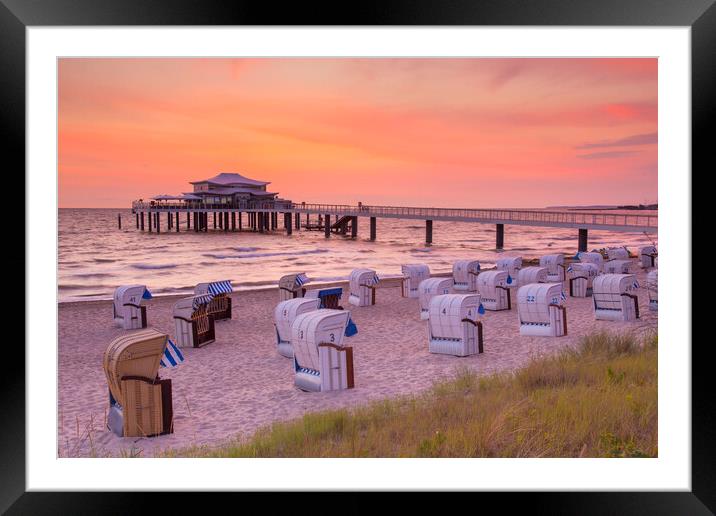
131,201,657,231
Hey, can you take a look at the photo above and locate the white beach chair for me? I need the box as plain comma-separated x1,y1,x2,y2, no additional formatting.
401,264,430,298
348,268,380,307
172,294,216,348
292,309,353,392
606,247,630,261
539,254,566,282
113,285,151,330
516,283,568,337
452,260,481,291
578,252,605,272
418,277,453,320
476,270,511,311
603,260,632,274
639,246,658,269
427,294,484,356
518,266,548,286
647,270,658,311
194,280,233,321
496,256,522,287
274,297,321,358
567,262,599,297
278,273,310,301
592,274,640,321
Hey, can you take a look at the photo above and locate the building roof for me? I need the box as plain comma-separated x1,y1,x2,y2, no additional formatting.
152,194,188,200
189,172,270,187
182,187,277,197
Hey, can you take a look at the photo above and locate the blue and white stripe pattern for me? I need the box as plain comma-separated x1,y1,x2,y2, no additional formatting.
369,274,380,286
566,266,573,273
193,293,215,310
160,338,184,368
633,280,640,289
560,291,567,302
295,273,309,286
207,280,232,295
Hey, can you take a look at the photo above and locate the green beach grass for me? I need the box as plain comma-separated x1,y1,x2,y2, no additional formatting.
162,331,657,458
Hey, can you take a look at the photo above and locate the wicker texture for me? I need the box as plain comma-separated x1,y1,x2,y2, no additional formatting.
121,377,164,437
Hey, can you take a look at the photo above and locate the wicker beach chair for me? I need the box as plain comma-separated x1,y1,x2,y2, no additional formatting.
172,294,216,348
194,280,233,321
647,269,658,311
517,283,568,337
567,262,599,297
278,273,310,301
518,266,548,285
496,256,522,288
452,260,481,291
640,245,658,269
348,268,380,306
540,254,566,283
274,297,321,358
103,328,173,437
401,264,430,298
592,274,640,321
112,285,151,330
418,277,453,320
427,294,484,356
578,252,605,272
476,270,511,311
292,309,353,392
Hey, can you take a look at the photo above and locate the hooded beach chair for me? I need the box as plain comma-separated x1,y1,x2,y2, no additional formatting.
274,297,321,358
647,269,658,311
113,285,151,330
172,294,216,348
278,273,310,301
539,254,566,282
103,328,174,437
518,266,548,286
427,294,484,356
348,268,380,307
578,252,604,272
516,283,568,337
292,309,353,392
452,260,481,291
592,274,640,321
304,287,358,336
418,277,453,320
496,256,522,288
567,262,599,297
401,264,430,298
639,246,658,268
476,270,511,311
606,247,630,261
194,280,233,321
603,260,632,274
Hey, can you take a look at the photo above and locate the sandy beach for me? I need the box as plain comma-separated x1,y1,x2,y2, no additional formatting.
58,264,657,457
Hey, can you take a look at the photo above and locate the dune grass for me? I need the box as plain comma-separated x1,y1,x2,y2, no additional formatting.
163,331,657,458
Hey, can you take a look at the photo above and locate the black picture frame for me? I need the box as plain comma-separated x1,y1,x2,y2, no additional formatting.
3,0,708,512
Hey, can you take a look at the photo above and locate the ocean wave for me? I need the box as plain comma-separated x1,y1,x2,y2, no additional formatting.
203,248,330,260
93,258,117,263
72,272,114,278
232,247,261,252
130,263,179,270
410,248,433,253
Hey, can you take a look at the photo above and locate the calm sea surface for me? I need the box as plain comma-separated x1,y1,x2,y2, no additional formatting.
58,208,657,302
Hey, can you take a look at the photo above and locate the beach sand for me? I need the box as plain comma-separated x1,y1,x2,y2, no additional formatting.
58,266,657,457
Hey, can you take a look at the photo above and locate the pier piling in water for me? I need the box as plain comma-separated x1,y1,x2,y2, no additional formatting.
578,228,588,252
295,212,300,229
155,213,160,233
176,212,179,232
496,223,504,249
231,212,236,231
238,212,243,230
286,213,293,235
325,214,331,238
425,220,433,245
351,216,358,238
140,212,144,231
135,213,139,229
118,214,122,229
370,217,376,241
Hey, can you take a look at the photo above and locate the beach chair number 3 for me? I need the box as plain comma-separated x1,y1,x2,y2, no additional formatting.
329,333,335,343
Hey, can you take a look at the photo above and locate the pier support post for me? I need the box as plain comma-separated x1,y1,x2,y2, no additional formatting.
370,217,376,241
286,213,293,235
231,212,236,231
135,213,139,229
140,212,145,231
496,223,504,250
167,212,171,230
176,212,179,232
194,212,198,232
186,212,189,229
148,212,152,233
578,228,588,252
258,212,264,233
324,214,331,238
295,212,300,229
425,220,433,245
213,213,217,229
155,213,160,233
224,212,229,232
238,212,242,230
118,213,122,229
265,212,270,231
351,216,358,238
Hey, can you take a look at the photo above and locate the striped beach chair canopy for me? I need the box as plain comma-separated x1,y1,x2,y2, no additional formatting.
295,273,309,287
207,280,233,295
160,338,185,368
192,293,215,310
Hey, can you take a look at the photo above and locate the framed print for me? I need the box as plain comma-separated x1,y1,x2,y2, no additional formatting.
3,0,710,511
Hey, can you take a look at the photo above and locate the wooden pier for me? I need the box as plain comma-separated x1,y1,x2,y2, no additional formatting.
129,201,657,252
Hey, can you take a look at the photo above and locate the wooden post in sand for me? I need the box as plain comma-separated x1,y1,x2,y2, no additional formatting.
370,217,376,241
496,223,504,250
578,228,588,252
425,220,433,245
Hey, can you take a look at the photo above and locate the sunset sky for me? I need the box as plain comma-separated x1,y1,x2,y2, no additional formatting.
58,58,657,208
